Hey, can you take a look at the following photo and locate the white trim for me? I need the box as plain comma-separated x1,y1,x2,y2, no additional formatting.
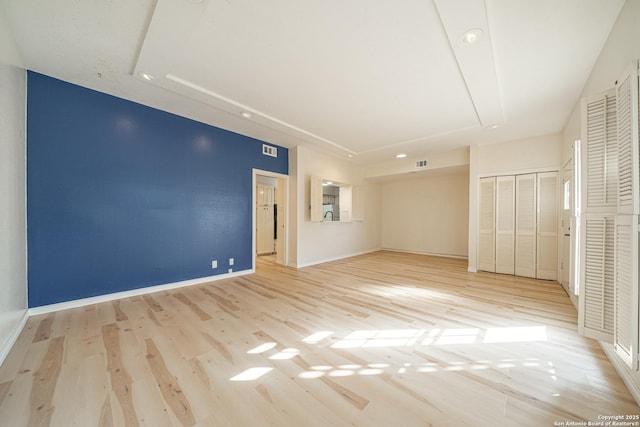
381,247,469,260
28,269,252,316
600,342,640,406
296,248,467,269
477,166,560,179
165,74,356,155
467,266,478,273
0,309,29,367
23,69,29,311
295,248,380,268
252,169,289,270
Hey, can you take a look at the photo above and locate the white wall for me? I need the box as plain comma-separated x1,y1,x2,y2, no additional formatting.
562,0,640,162
288,147,299,266
381,168,469,258
293,145,381,267
467,134,562,271
560,0,640,403
0,6,28,365
365,147,468,179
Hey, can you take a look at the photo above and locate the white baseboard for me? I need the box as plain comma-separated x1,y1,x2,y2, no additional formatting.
467,266,478,273
296,248,381,268
28,269,253,316
381,247,469,260
600,342,640,406
0,309,29,367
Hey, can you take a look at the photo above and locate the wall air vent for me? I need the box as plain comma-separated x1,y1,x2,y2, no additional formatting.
262,144,277,158
416,160,427,168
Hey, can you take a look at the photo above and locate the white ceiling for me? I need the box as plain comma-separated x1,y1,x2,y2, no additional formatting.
1,0,626,168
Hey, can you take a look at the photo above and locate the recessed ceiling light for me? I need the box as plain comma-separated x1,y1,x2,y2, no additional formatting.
139,72,155,81
395,153,407,159
487,124,500,129
348,154,354,158
240,111,252,118
462,28,483,44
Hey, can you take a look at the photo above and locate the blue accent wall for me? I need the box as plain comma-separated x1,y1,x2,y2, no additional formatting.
27,72,288,307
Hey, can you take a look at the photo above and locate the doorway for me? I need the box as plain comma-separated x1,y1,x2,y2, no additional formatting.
559,159,572,293
253,169,288,271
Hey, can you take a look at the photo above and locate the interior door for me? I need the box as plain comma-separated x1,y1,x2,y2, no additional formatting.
495,176,515,275
478,177,496,273
536,171,558,280
560,164,572,291
515,174,537,278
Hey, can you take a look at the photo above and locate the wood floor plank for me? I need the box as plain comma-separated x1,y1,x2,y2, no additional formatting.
98,393,113,427
173,293,212,322
144,338,196,427
102,323,140,427
0,251,638,426
28,335,64,427
32,314,55,343
0,381,11,407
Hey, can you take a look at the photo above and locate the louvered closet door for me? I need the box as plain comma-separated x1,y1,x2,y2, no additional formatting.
578,215,615,343
614,61,640,369
617,60,639,215
478,177,496,272
515,174,536,278
536,172,558,280
581,89,617,213
495,176,515,274
614,215,639,368
578,86,618,345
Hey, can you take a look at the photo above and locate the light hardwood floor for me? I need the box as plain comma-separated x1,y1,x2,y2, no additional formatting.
0,251,638,426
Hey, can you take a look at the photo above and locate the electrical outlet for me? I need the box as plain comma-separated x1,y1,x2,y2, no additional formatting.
229,258,234,266
228,268,233,273
211,260,217,269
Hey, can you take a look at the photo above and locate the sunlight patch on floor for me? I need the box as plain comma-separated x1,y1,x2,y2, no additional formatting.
231,327,549,382
329,326,547,349
230,367,273,381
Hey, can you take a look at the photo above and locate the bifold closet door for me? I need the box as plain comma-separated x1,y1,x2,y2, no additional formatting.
536,172,558,280
495,176,515,274
515,174,537,278
478,177,496,272
579,214,615,343
614,215,639,368
613,60,639,368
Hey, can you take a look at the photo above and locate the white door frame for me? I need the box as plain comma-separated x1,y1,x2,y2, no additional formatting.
252,169,289,270
559,158,572,292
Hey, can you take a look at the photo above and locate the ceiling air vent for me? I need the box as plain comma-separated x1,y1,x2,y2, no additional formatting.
415,160,427,169
262,144,277,158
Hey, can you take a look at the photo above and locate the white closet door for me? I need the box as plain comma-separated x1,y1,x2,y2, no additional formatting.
257,184,275,206
617,60,639,215
536,172,558,280
256,206,275,254
515,174,537,278
614,61,640,370
614,215,639,369
578,214,615,343
478,177,496,273
495,176,515,275
581,89,617,212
